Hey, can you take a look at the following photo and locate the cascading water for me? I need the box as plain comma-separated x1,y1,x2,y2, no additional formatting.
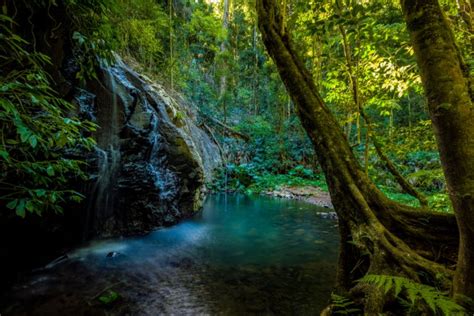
147,116,179,202
93,145,120,215
86,69,122,235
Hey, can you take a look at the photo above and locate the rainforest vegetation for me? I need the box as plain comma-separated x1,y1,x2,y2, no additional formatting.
0,0,473,315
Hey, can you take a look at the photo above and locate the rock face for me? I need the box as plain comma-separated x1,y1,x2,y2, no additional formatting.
76,58,222,238
0,55,221,291
0,3,221,288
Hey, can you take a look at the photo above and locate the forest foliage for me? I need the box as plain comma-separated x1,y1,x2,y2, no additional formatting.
1,0,472,216
94,0,469,213
0,13,96,217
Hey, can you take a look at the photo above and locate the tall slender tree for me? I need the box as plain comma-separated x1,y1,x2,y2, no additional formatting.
220,0,231,125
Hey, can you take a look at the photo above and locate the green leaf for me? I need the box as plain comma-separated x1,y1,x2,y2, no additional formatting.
31,95,40,104
47,165,55,176
0,149,9,160
16,200,26,218
6,199,18,209
394,277,403,296
29,135,38,148
70,194,84,202
25,200,35,212
56,132,68,147
18,126,30,143
51,192,58,202
98,290,120,305
36,189,46,197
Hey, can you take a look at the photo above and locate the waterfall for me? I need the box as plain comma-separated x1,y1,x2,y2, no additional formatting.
94,145,120,215
85,69,122,236
147,115,178,202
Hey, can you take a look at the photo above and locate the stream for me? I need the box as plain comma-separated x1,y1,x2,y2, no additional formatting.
1,194,339,315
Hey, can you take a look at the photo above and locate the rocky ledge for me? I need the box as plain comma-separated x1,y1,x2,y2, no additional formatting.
265,186,337,219
75,57,222,238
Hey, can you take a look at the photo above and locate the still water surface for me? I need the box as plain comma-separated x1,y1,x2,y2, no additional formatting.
2,194,339,315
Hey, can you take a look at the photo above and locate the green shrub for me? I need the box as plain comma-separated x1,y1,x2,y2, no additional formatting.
0,15,96,216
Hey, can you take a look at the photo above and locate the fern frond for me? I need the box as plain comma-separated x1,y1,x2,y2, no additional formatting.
359,274,465,316
331,293,362,315
394,276,403,297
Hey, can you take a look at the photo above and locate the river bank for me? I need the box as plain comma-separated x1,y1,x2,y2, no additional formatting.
265,186,333,208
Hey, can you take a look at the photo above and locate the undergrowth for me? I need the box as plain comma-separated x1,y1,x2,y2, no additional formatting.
210,163,452,213
359,275,465,315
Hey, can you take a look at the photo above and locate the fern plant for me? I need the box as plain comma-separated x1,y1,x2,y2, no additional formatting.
359,274,465,315
330,294,362,315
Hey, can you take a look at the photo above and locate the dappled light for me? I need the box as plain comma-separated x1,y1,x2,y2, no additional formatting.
0,0,472,314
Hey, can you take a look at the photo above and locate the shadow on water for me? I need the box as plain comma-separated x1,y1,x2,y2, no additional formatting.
1,194,339,315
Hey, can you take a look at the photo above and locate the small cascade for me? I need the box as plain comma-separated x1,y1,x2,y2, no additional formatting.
147,116,178,202
87,69,122,234
93,146,120,215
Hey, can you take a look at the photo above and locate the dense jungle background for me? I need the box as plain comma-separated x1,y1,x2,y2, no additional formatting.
0,0,473,314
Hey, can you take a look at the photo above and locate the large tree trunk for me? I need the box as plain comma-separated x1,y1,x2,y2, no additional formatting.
400,0,474,304
256,0,461,312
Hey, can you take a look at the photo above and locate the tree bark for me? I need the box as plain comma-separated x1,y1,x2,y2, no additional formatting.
256,0,460,311
400,0,474,304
